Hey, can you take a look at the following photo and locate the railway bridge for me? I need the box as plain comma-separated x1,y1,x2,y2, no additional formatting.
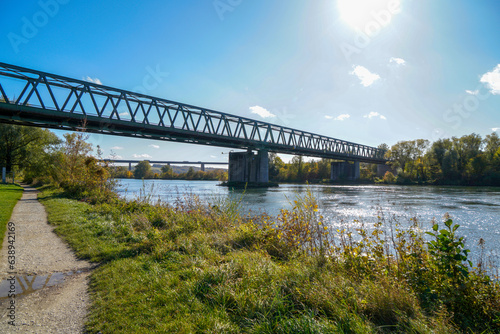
0,62,387,183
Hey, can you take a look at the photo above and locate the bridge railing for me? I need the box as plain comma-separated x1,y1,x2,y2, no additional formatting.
0,62,386,162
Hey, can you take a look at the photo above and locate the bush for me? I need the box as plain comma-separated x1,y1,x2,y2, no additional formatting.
382,171,396,183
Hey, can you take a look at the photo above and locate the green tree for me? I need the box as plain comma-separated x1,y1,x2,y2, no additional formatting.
291,156,303,181
453,134,482,174
110,166,129,179
387,139,429,176
50,131,115,201
134,161,152,179
160,165,173,179
378,143,389,152
466,154,488,180
317,159,331,179
484,132,500,162
493,148,500,172
186,167,195,180
0,124,59,173
269,153,285,181
441,149,460,180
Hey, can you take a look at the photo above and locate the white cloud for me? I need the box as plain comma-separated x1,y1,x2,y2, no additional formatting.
480,64,500,95
106,154,123,160
249,106,276,118
110,146,124,150
326,114,350,121
84,76,102,85
465,90,479,95
364,111,387,120
148,144,160,149
132,154,152,159
492,127,500,132
334,114,351,121
118,112,129,117
389,57,406,65
350,65,380,87
210,155,217,159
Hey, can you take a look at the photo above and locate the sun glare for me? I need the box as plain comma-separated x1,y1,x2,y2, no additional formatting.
338,0,401,31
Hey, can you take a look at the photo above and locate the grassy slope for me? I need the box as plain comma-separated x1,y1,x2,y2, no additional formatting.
0,184,23,250
39,188,498,334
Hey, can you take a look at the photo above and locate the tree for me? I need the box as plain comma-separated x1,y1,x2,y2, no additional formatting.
110,166,129,178
317,159,331,180
378,143,389,152
441,149,459,180
453,134,482,174
492,148,500,173
0,124,59,173
291,156,304,181
58,132,93,183
387,139,429,176
186,167,195,180
160,165,173,179
50,131,115,201
484,132,500,162
269,153,285,180
466,154,488,180
134,161,152,179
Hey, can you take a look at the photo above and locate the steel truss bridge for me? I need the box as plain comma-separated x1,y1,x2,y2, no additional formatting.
103,159,227,171
104,159,227,165
0,62,386,164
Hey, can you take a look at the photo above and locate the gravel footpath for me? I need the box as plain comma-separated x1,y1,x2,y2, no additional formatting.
0,185,93,333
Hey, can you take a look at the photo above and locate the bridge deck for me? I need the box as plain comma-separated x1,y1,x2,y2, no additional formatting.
0,62,386,164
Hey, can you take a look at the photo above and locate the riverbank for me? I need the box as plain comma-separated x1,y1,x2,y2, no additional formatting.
34,185,500,333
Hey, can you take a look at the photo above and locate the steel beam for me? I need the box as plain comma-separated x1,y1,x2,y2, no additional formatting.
0,62,387,164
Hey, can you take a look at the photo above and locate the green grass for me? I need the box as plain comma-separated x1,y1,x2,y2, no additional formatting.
38,187,500,333
0,184,23,250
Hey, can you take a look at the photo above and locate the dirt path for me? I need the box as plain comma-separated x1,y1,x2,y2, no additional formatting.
0,185,93,333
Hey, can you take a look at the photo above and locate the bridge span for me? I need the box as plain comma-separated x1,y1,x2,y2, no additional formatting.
103,159,227,172
0,62,387,183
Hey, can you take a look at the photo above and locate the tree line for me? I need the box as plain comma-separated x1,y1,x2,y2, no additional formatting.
0,123,114,202
1,122,500,189
381,132,500,185
266,132,500,186
111,161,228,181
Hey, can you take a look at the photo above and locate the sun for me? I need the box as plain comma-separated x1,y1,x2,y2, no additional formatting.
337,0,401,31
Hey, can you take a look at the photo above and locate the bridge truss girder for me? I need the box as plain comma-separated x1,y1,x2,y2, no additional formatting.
0,62,387,164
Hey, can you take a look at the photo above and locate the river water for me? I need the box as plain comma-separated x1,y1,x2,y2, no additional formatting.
116,179,500,265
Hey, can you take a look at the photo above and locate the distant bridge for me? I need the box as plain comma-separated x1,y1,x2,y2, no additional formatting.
104,159,227,171
0,62,387,183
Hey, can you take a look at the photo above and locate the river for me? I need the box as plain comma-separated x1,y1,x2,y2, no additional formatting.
115,179,500,265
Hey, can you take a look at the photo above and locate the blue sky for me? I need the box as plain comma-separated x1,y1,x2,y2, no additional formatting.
1,0,500,163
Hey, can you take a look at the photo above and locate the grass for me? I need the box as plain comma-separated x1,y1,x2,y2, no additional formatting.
38,186,500,333
0,183,23,250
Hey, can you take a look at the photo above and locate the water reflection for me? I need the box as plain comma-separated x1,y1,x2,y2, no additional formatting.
0,270,85,300
116,179,500,259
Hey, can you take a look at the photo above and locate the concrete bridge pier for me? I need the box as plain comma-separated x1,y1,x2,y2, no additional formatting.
376,164,393,177
128,162,132,171
201,163,205,172
228,150,269,183
330,161,360,181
